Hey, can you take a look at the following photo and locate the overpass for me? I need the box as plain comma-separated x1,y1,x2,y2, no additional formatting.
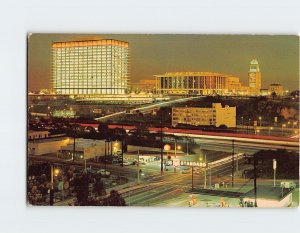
79,123,299,153
94,96,203,121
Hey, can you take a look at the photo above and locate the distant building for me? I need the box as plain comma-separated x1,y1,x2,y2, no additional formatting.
28,137,70,156
269,83,285,96
224,76,242,94
59,138,106,160
52,109,76,118
51,39,130,95
172,103,236,128
260,89,269,96
155,72,242,96
131,79,156,93
248,59,262,92
28,131,50,140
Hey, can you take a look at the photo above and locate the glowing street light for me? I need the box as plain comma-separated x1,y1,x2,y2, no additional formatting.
268,127,273,136
50,165,60,205
293,121,297,129
53,168,60,177
164,144,171,151
258,116,262,127
281,124,286,136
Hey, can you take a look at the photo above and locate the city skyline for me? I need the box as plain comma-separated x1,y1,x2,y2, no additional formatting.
28,34,299,91
27,34,299,208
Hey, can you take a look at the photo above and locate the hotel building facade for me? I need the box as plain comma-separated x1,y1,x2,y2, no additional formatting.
155,72,242,95
51,39,130,95
248,59,261,91
172,103,236,128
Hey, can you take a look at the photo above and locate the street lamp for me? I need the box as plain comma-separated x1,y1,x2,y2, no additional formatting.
268,127,273,136
247,118,251,134
281,124,286,136
199,154,207,189
258,116,262,127
104,139,111,172
164,144,171,152
273,159,277,187
163,144,171,171
293,121,297,129
50,165,60,206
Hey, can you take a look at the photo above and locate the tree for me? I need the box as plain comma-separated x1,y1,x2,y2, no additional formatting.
252,149,298,179
98,123,111,139
103,190,126,206
93,178,106,197
271,91,277,100
110,127,126,141
73,173,89,205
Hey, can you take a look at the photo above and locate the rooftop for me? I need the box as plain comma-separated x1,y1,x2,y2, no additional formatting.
243,186,293,201
155,72,238,77
52,39,129,48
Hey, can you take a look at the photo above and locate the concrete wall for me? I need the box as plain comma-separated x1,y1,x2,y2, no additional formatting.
28,138,70,156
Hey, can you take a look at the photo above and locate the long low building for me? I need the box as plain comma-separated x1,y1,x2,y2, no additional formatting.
155,72,242,95
59,138,107,160
172,103,236,128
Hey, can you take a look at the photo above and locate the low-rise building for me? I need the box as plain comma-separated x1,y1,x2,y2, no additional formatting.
59,138,106,160
28,137,70,156
172,103,236,128
269,84,285,96
28,131,50,140
260,89,269,96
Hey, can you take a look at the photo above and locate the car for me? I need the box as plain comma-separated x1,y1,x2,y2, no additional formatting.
121,161,131,166
181,169,191,174
97,169,110,176
131,161,138,165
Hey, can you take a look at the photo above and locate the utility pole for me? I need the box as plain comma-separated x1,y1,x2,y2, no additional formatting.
236,146,239,172
121,125,124,167
204,153,207,189
231,140,235,187
121,139,124,167
209,168,211,188
137,150,140,184
104,139,107,171
192,166,194,190
73,136,76,162
160,120,163,174
273,159,277,187
50,164,54,206
254,154,257,207
186,137,189,156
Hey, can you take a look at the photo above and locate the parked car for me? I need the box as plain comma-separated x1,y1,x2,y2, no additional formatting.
181,169,191,174
121,161,131,166
97,169,110,176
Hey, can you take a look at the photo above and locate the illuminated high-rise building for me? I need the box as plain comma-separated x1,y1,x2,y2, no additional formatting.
155,72,241,95
248,59,261,90
51,39,130,95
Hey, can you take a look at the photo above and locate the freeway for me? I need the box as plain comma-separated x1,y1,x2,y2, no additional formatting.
79,123,299,152
94,96,203,121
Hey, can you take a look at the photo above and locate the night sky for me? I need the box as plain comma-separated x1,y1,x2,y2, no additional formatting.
28,34,299,91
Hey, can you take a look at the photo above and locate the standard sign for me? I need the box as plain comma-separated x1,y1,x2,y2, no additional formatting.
180,161,207,167
173,158,180,167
